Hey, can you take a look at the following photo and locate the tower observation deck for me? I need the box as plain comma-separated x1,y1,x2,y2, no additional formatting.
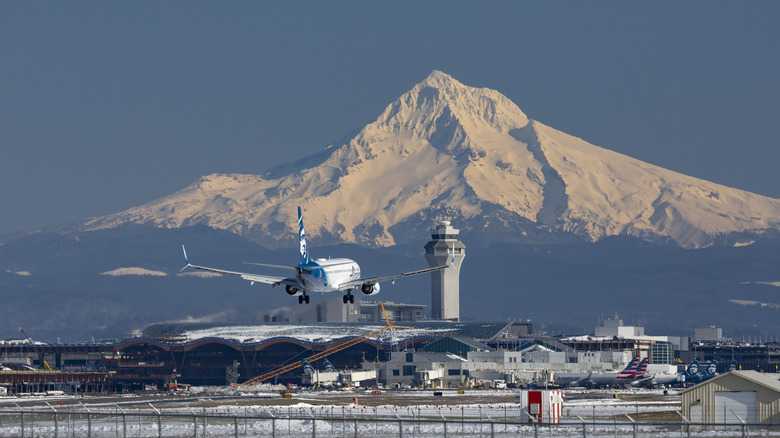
424,221,465,321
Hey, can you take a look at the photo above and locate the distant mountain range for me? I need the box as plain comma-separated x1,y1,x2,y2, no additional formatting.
77,71,780,249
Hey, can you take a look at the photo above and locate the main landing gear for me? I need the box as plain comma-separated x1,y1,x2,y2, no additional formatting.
342,292,355,304
298,294,310,304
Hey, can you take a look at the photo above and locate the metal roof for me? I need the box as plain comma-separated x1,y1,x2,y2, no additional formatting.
141,321,512,344
423,335,492,353
680,370,780,395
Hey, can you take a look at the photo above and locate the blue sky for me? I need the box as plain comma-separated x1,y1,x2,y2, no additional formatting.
2,1,778,235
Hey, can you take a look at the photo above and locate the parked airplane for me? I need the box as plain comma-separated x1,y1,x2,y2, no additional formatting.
633,358,694,388
182,207,449,304
587,356,647,387
554,356,641,387
727,359,740,372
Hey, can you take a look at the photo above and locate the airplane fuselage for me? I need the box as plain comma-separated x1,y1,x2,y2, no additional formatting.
296,258,361,293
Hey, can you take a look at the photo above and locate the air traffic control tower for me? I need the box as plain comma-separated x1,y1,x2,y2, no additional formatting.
424,221,465,321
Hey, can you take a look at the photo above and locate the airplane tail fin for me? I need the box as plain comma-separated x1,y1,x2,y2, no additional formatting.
618,356,640,379
686,358,700,376
705,357,720,376
728,359,740,372
634,358,649,378
323,358,336,372
298,207,311,267
302,358,315,375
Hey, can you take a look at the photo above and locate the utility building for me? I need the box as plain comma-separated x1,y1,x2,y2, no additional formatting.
681,370,780,424
424,221,465,321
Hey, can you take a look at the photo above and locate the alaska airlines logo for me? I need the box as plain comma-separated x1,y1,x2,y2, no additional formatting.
300,232,307,257
689,363,698,374
707,362,717,374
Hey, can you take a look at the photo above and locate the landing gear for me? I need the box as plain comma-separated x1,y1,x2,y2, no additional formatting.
298,294,310,304
342,292,355,304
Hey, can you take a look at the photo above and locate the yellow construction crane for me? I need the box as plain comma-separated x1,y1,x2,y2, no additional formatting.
241,302,411,386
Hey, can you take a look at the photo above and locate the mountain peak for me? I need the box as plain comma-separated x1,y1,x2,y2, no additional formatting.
419,70,460,89
81,72,780,249
367,71,529,148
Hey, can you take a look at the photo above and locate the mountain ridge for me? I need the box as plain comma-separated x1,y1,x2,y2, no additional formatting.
78,71,780,248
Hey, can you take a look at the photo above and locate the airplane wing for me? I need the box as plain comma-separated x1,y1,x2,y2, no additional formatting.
630,376,655,387
579,372,593,385
567,372,592,387
337,264,449,291
181,245,297,287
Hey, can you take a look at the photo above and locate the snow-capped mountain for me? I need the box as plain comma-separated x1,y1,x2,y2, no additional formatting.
83,71,780,248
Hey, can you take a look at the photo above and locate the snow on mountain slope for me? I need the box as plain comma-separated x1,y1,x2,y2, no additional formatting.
83,71,780,248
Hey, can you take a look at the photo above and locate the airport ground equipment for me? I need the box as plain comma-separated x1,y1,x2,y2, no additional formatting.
241,303,410,385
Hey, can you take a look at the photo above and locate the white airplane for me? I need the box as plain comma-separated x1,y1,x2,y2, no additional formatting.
181,207,449,304
588,357,647,387
555,356,645,388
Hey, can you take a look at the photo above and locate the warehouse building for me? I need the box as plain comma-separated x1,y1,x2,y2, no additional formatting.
681,370,780,424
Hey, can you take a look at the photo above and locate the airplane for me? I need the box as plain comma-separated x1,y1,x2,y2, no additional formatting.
727,359,740,372
588,356,647,387
554,356,641,387
181,207,449,305
633,358,689,388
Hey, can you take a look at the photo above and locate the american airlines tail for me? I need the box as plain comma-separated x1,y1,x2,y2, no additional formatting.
617,357,640,379
298,207,311,267
634,358,649,378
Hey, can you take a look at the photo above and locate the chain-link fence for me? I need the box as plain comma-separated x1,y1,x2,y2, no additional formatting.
1,408,779,437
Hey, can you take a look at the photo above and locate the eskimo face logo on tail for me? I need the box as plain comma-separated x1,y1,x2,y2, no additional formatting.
298,207,309,266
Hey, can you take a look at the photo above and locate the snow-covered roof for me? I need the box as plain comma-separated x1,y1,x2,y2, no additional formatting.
680,370,780,394
141,321,511,344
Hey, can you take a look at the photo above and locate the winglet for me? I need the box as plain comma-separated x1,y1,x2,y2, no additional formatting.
180,244,191,272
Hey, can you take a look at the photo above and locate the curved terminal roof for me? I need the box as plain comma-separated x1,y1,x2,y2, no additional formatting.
141,321,512,345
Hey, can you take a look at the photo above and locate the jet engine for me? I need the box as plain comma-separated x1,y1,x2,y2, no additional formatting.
361,283,380,295
285,285,299,295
